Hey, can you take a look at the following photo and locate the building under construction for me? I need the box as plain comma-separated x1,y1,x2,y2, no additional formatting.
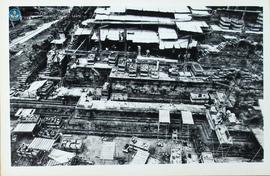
9,6,264,166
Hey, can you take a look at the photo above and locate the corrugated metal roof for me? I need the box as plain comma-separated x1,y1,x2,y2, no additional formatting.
95,14,173,23
48,149,75,164
159,109,170,123
181,111,194,125
74,27,93,36
28,138,55,151
125,6,190,13
13,123,36,133
46,159,61,166
100,142,115,160
189,6,210,11
130,150,150,164
94,7,126,14
15,108,36,117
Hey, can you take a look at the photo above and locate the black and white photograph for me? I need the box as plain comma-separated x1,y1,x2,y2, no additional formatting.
7,5,265,168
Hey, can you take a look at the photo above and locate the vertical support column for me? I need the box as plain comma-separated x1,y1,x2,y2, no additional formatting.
98,27,102,52
250,146,262,162
157,122,160,140
124,28,127,54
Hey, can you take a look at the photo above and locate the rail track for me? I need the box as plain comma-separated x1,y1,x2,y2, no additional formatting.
10,20,60,48
61,128,171,139
10,98,76,109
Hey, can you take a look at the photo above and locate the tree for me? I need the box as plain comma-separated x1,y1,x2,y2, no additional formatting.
149,146,156,155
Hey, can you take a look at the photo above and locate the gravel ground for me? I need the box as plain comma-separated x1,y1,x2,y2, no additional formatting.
75,135,178,165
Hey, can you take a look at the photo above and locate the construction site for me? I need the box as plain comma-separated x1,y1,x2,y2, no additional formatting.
9,6,264,166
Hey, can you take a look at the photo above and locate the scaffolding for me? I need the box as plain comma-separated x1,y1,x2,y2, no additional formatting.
250,128,263,161
157,109,170,139
214,125,233,158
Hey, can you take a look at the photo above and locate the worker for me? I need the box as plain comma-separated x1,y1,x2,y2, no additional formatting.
111,44,116,51
137,45,141,56
146,49,150,57
177,54,181,61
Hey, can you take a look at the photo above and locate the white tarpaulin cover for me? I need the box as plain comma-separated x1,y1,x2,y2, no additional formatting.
200,152,215,163
199,44,220,53
57,87,89,97
181,111,194,125
158,27,178,40
174,13,192,21
21,80,47,98
51,38,66,44
176,21,208,33
129,30,159,43
159,109,170,123
94,7,111,15
191,10,211,17
81,19,95,26
92,28,159,43
48,149,76,164
159,39,197,49
51,34,66,44
94,7,126,15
